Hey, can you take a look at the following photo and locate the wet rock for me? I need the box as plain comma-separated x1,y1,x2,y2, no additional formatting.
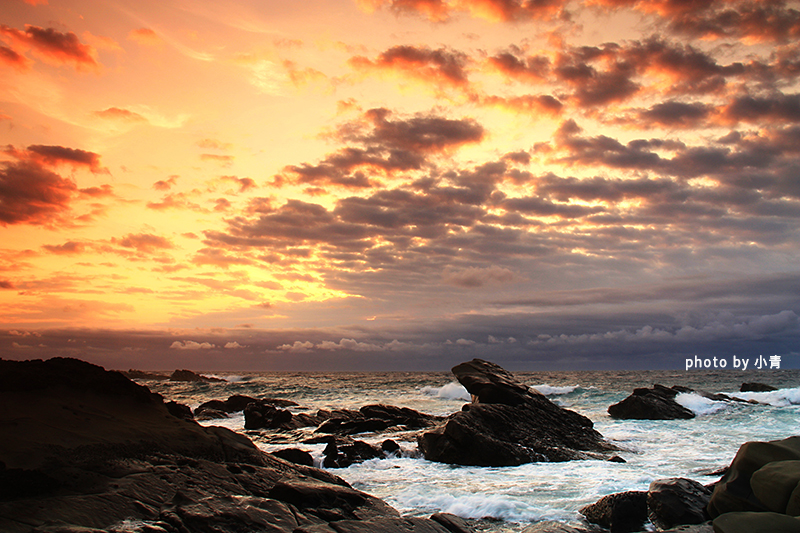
740,382,778,392
244,401,295,430
273,448,315,467
418,359,617,466
120,369,169,380
0,357,450,533
325,517,453,533
713,511,800,533
608,384,695,420
579,491,648,533
316,405,440,436
323,440,382,468
647,477,712,529
165,400,194,421
707,436,800,517
520,521,590,533
381,439,401,456
169,369,225,382
430,512,474,533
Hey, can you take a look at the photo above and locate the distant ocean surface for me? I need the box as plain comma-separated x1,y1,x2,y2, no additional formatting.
143,369,800,531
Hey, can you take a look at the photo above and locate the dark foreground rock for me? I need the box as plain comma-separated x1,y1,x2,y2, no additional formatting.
418,359,618,466
0,357,471,533
579,491,648,533
647,478,711,529
315,404,442,436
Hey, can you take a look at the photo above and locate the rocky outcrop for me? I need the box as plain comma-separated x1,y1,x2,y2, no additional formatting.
417,359,618,466
608,384,696,420
647,478,712,529
169,368,225,382
740,382,778,392
244,401,331,430
579,491,648,533
0,357,472,533
315,404,441,436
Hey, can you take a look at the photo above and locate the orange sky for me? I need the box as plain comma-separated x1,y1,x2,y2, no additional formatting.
1,0,799,370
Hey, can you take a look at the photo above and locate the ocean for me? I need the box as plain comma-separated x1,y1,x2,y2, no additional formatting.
143,369,800,531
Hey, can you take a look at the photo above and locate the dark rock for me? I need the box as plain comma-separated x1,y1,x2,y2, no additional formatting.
707,436,800,517
317,417,391,435
713,511,800,532
579,491,648,533
325,517,453,533
273,448,315,467
608,384,695,420
316,405,440,436
451,359,533,405
244,401,295,430
660,524,713,533
520,522,590,533
750,459,800,514
120,369,169,380
0,357,439,533
647,477,712,529
323,441,382,468
381,440,401,456
169,369,225,382
418,359,617,466
165,400,194,421
608,455,626,463
194,408,229,421
430,512,474,533
740,382,778,392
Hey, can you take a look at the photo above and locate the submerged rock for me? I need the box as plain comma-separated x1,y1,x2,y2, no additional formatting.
608,384,695,420
418,359,618,466
0,357,468,533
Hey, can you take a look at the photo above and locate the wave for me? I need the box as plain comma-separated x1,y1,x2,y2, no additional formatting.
675,393,728,416
732,387,800,407
420,382,470,401
392,488,570,523
530,384,579,396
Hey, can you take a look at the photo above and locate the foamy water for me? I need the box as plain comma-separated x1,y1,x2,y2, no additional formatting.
144,369,800,531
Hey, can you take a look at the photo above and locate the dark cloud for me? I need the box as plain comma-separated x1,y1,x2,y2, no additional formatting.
635,101,711,128
0,159,77,226
349,45,470,88
363,0,567,22
153,176,178,191
488,50,551,81
0,43,31,70
113,233,175,253
718,93,800,125
0,24,99,71
42,241,88,255
0,280,14,289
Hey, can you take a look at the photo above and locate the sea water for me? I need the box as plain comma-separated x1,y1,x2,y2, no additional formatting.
144,369,800,531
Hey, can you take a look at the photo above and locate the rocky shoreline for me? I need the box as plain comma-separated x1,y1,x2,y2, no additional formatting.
2,357,798,533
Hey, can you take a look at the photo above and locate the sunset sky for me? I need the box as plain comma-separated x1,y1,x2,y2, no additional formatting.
1,0,799,371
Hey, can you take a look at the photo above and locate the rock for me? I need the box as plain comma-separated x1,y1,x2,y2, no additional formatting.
120,369,169,380
608,384,695,420
660,524,713,533
273,448,315,467
451,359,533,405
579,491,648,533
707,436,800,517
316,405,441,436
430,512,474,533
647,478,712,529
0,357,454,533
323,440,382,468
196,395,297,418
165,400,194,421
418,359,617,466
520,521,589,532
712,511,800,532
740,382,778,392
322,517,453,533
750,460,800,514
244,401,295,430
381,440,401,456
169,369,225,382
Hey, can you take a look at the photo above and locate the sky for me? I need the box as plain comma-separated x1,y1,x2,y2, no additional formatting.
1,0,799,371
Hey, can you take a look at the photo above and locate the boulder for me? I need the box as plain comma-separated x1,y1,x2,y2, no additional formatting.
579,491,648,533
316,405,441,436
520,521,590,533
0,357,466,533
273,448,315,467
750,460,800,514
430,512,475,533
647,478,712,529
169,369,225,382
713,511,800,533
418,359,617,466
707,437,800,517
323,440,382,468
244,401,296,430
608,384,695,420
165,400,194,421
740,382,778,392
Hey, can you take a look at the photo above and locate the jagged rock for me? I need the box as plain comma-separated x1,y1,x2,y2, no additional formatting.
608,384,695,420
647,478,712,529
0,357,463,533
323,440,382,468
713,511,800,532
169,369,225,382
196,395,297,419
273,448,315,467
579,491,648,533
418,359,617,466
740,382,778,392
244,401,295,430
707,437,800,518
120,369,169,380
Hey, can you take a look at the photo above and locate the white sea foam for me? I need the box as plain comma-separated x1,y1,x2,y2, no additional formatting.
420,382,470,401
531,384,579,396
731,387,800,407
675,392,728,415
